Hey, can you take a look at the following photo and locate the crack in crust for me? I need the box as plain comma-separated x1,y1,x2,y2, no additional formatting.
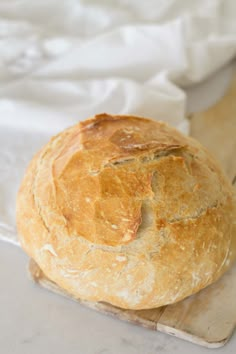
166,200,220,224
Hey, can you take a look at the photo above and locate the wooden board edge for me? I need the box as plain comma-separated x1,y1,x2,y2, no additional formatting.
156,323,231,349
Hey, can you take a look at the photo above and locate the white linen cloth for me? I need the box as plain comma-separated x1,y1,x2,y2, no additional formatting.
0,0,236,246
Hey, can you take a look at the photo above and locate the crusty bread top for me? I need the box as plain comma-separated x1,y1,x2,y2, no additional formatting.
16,114,236,309
52,114,188,247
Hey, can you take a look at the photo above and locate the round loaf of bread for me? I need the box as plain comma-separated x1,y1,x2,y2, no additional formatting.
16,114,236,309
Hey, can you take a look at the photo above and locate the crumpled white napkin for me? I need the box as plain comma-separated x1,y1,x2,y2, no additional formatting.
0,0,236,246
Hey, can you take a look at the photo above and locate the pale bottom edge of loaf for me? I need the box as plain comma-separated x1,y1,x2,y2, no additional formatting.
28,258,236,348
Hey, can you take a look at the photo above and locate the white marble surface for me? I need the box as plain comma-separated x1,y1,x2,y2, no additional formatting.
0,62,236,354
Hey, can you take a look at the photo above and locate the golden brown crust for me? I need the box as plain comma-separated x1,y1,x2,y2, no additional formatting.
16,113,236,309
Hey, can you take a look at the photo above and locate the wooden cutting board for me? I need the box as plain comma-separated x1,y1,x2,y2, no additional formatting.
29,75,236,348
